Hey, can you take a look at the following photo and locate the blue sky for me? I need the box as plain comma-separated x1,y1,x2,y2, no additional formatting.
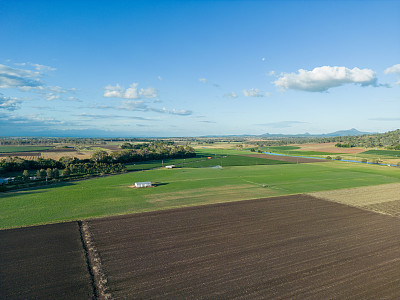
0,0,399,137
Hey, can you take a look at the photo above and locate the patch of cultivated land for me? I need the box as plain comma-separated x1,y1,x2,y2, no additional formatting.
0,222,94,299
298,142,366,154
88,194,400,299
310,182,400,216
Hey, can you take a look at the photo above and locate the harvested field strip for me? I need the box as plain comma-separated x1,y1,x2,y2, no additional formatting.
309,182,400,216
88,195,400,299
0,222,94,299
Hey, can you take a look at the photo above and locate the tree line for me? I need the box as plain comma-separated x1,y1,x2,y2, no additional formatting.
0,142,196,175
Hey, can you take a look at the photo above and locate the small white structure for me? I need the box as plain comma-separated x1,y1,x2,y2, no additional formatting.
135,181,152,188
165,165,175,169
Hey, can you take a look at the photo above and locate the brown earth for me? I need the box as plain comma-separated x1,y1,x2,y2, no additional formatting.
298,142,366,154
88,195,400,299
242,153,326,163
0,222,94,299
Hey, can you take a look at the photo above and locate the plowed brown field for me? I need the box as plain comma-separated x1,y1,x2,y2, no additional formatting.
0,222,94,299
88,195,400,299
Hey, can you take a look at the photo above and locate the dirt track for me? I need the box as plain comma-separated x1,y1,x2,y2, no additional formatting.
88,194,400,299
0,222,94,299
242,153,326,163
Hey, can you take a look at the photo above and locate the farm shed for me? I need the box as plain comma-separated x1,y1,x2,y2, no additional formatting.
135,182,152,188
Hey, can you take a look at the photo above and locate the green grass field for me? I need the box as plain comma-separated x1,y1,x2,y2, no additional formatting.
2,160,400,229
361,150,400,157
126,154,291,171
266,149,344,156
0,146,52,153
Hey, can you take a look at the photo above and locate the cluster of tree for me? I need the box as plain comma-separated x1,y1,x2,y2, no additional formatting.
0,142,195,175
62,162,126,176
335,143,353,148
101,142,196,163
27,168,60,180
0,157,64,173
253,129,400,149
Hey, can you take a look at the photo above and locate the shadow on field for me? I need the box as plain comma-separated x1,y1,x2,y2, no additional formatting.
1,182,76,198
153,182,169,187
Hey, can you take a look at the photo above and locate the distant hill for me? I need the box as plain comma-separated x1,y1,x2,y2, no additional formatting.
322,128,373,137
260,128,374,138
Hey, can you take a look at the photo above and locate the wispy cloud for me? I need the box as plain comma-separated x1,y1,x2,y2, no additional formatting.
198,78,207,83
384,64,400,85
369,117,400,121
76,113,154,121
243,88,269,97
0,63,77,103
0,94,22,111
14,62,56,72
104,83,159,99
224,92,238,98
118,100,192,116
0,64,42,89
257,121,307,128
274,66,381,92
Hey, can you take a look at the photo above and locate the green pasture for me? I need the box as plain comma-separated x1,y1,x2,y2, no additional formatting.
266,149,344,156
0,146,52,153
126,154,291,171
361,150,400,157
2,160,400,229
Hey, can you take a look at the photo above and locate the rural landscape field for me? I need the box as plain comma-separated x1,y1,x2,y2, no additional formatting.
2,135,400,298
1,0,400,299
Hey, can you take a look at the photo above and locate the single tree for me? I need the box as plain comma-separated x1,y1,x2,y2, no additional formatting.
22,170,30,180
52,168,59,178
63,167,71,177
46,168,53,179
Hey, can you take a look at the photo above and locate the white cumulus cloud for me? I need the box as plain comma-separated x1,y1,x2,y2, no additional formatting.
104,83,139,99
274,66,378,92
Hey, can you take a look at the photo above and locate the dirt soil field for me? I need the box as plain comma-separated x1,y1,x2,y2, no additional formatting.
242,153,326,163
310,182,400,216
0,222,94,299
88,194,400,299
298,142,366,154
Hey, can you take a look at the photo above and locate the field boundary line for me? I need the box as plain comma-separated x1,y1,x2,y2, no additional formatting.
79,220,113,300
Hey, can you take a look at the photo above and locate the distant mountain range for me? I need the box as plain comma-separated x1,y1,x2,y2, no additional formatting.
261,128,375,138
202,129,375,138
